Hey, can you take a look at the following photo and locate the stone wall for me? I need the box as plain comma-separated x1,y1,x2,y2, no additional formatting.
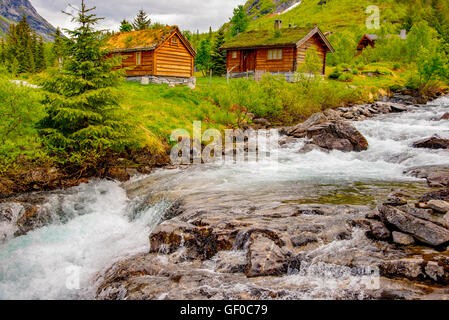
127,76,196,89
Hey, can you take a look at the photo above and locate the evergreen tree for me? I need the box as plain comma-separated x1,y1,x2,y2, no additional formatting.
195,39,212,76
120,19,133,32
35,36,46,72
39,0,136,163
211,29,226,76
133,9,151,31
52,28,65,67
230,5,249,37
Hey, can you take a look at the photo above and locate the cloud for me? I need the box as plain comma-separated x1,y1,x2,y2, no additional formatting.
29,0,246,32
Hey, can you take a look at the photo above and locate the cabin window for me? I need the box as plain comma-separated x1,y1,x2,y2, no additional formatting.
171,37,178,46
232,51,237,59
136,52,142,65
268,49,282,60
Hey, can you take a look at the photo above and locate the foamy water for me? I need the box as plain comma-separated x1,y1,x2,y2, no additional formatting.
0,97,448,299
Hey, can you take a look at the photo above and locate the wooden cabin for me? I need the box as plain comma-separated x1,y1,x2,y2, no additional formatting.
105,26,196,80
221,22,334,78
357,34,377,54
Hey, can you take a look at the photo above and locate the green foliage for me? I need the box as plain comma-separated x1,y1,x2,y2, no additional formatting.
195,39,212,76
120,19,133,32
39,0,140,165
0,76,46,171
327,30,358,66
133,9,151,31
211,29,227,76
416,45,448,84
230,5,250,36
3,17,46,75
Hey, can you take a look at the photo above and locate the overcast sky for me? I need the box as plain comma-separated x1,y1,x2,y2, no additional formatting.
29,0,246,32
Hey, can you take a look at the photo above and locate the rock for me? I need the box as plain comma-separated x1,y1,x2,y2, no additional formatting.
286,112,327,138
425,261,445,282
379,205,449,247
389,103,408,113
412,136,449,150
306,121,369,152
392,232,415,245
380,258,426,280
444,213,449,228
252,118,271,126
245,234,288,277
279,136,297,147
299,143,330,154
428,200,449,214
384,197,408,207
367,220,391,241
398,205,446,226
419,188,449,202
106,167,130,182
441,113,449,120
291,233,318,247
374,102,393,114
323,109,342,121
405,166,449,188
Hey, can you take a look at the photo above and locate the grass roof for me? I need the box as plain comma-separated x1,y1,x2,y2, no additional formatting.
221,27,314,50
105,26,177,52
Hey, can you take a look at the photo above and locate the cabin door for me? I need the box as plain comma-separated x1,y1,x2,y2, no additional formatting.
242,50,256,72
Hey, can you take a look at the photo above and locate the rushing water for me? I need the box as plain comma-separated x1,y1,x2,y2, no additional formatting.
0,97,448,300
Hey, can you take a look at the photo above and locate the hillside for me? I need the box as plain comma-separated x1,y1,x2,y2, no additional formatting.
0,0,56,40
242,0,408,33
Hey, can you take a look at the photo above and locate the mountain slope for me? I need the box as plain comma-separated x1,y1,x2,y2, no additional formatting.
242,0,407,32
0,0,56,40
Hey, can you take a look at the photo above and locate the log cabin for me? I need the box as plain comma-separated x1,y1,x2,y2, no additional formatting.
357,34,377,54
105,26,196,86
221,21,334,81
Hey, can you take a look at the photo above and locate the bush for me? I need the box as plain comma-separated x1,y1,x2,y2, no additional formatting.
338,73,354,82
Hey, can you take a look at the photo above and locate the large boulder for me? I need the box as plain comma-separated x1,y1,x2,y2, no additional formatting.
306,121,369,152
287,112,327,138
412,136,449,150
428,200,449,214
405,166,449,188
379,205,449,247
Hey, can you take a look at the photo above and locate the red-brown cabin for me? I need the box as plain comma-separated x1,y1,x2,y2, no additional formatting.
105,26,196,82
221,22,335,80
357,34,377,54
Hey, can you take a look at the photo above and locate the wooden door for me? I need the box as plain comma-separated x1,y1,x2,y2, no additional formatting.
242,50,256,71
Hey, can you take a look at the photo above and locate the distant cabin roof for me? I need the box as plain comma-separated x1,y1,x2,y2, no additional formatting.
105,26,196,55
364,34,378,41
221,26,334,52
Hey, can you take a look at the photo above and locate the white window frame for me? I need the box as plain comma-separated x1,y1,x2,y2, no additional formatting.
232,51,237,59
136,52,142,65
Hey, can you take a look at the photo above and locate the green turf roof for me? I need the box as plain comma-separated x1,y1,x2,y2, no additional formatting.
221,26,315,50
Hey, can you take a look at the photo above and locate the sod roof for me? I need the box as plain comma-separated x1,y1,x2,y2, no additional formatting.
104,26,195,54
221,26,334,52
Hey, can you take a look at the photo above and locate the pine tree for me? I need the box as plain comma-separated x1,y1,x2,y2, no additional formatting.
52,28,65,67
133,9,151,31
195,39,212,76
211,29,226,76
230,5,250,36
35,36,46,72
39,0,136,163
120,19,133,32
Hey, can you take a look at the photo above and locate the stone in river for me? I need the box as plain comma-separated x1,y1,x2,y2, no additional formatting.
392,231,415,245
428,200,449,214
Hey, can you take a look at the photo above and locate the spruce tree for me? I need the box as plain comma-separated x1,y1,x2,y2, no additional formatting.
211,29,226,76
230,5,250,36
195,39,212,76
35,36,46,72
120,19,133,32
52,28,65,67
39,0,136,163
133,9,151,31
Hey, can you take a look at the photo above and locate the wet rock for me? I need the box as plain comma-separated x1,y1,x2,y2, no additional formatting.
392,232,415,245
384,197,408,207
425,261,445,282
279,136,297,147
389,104,408,113
213,251,248,274
106,167,130,182
367,220,391,241
306,121,369,152
374,102,393,114
245,233,288,277
291,233,318,247
441,113,449,120
405,166,449,188
444,213,449,228
419,188,449,202
286,112,327,138
412,136,449,150
398,205,446,227
380,259,426,280
252,118,271,127
323,109,343,121
299,143,329,154
379,205,449,246
428,200,449,214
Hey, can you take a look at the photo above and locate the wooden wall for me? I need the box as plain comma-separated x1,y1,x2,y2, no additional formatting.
255,47,295,72
154,33,194,78
296,34,328,74
226,50,243,73
118,51,154,77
